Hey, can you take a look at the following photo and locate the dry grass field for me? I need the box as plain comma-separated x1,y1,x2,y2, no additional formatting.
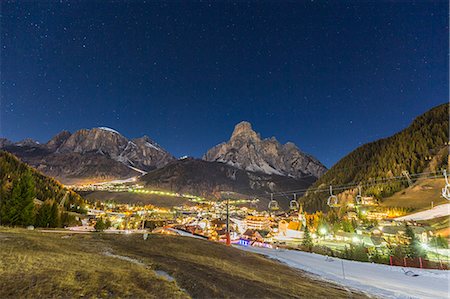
381,178,447,211
0,228,367,298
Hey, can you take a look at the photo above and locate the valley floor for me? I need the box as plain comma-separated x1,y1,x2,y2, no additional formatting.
237,245,450,299
0,228,367,299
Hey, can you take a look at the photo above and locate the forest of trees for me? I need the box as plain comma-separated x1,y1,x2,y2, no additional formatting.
303,103,449,212
0,151,86,227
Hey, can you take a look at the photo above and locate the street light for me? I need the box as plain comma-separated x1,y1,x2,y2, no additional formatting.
421,243,429,250
319,227,327,236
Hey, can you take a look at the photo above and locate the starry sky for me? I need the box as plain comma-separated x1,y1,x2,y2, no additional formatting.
1,1,448,167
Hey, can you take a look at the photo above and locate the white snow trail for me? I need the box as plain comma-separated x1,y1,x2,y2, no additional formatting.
396,203,450,221
236,245,450,299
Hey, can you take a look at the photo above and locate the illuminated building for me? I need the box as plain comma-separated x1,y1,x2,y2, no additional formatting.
245,215,271,230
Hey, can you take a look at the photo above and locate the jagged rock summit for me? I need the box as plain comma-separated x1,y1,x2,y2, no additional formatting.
203,121,327,179
230,121,260,141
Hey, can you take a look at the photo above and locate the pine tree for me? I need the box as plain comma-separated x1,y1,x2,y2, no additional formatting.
35,202,52,227
105,218,112,229
302,225,313,252
4,171,36,226
404,224,426,258
94,218,106,232
0,151,86,221
49,202,60,228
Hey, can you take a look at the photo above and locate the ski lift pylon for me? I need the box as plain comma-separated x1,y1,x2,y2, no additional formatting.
442,169,450,200
402,170,413,186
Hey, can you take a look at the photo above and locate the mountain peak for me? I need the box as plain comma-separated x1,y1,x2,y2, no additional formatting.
204,122,327,178
231,121,259,140
0,138,13,147
15,138,40,147
46,130,72,150
134,135,152,142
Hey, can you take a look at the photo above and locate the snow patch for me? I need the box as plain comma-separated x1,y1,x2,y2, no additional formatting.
127,165,147,175
116,155,134,165
98,127,121,135
396,203,450,221
103,251,146,266
155,270,175,282
218,158,283,176
245,161,283,176
145,142,162,152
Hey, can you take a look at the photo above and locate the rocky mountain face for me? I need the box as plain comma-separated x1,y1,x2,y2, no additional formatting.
120,135,173,170
45,130,72,151
0,127,175,184
55,127,174,171
203,121,327,179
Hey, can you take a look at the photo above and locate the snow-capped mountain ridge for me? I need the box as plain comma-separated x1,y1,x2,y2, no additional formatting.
0,128,175,183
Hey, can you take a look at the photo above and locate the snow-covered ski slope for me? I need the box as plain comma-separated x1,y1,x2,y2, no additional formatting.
396,203,450,221
237,245,449,298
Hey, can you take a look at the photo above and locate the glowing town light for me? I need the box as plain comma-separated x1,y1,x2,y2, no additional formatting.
319,227,327,235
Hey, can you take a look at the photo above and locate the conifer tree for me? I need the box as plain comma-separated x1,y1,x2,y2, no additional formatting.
302,225,313,252
404,224,426,258
35,202,52,227
4,171,35,226
49,202,60,228
94,218,106,232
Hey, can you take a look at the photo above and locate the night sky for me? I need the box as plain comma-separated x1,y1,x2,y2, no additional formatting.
1,1,448,167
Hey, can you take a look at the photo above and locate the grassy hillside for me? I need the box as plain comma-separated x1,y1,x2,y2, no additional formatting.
303,103,448,212
0,151,84,206
381,178,447,210
0,228,366,298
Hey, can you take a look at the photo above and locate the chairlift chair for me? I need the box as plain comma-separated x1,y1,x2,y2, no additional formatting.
289,193,299,210
327,186,339,207
289,200,299,210
268,193,280,211
268,200,280,211
355,186,362,205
